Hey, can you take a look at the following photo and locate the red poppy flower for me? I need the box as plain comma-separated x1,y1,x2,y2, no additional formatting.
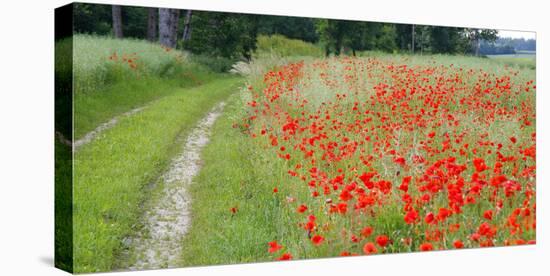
425,212,435,224
376,235,390,247
361,226,373,237
394,156,406,166
297,204,308,213
311,235,325,245
277,253,293,261
363,242,378,255
268,241,283,253
420,242,434,251
473,158,488,172
453,240,464,249
483,210,493,220
404,209,419,224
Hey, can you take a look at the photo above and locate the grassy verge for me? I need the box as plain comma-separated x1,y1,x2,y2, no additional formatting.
68,34,221,139
180,93,276,266
73,77,242,273
181,92,310,266
74,75,216,139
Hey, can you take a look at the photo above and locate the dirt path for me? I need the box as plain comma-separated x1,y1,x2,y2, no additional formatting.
74,105,147,151
124,101,226,270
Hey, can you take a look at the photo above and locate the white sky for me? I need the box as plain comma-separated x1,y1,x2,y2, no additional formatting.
498,30,536,40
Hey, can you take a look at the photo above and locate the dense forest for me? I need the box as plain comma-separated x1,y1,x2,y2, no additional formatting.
73,3,514,64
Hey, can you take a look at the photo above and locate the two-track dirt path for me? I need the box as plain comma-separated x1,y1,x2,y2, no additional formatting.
73,105,148,151
123,101,226,270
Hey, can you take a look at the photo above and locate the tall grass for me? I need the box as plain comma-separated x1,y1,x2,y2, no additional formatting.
67,35,225,139
73,34,215,94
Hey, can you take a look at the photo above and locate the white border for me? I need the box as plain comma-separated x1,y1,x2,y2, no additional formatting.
0,0,547,275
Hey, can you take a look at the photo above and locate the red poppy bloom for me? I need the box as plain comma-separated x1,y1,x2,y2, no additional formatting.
453,240,464,249
311,235,325,245
425,212,435,224
483,210,493,220
376,235,390,247
363,242,378,255
473,158,488,172
268,241,283,253
297,204,308,213
277,253,293,261
394,156,406,166
404,209,419,224
361,226,373,237
420,242,434,251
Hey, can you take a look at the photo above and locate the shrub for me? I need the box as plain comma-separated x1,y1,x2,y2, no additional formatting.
254,34,323,58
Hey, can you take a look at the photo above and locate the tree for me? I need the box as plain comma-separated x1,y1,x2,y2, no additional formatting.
184,12,258,59
256,16,319,43
316,19,347,56
182,10,193,42
146,8,157,42
111,5,123,38
466,29,498,56
376,24,398,53
158,8,180,48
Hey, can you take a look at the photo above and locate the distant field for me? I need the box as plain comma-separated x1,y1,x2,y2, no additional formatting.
487,53,535,59
486,52,536,70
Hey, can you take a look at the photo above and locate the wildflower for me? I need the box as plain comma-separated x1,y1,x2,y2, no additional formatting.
363,242,378,255
268,241,283,253
311,235,325,245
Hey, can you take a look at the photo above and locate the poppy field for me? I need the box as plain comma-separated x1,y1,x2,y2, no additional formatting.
182,54,536,265
246,55,536,258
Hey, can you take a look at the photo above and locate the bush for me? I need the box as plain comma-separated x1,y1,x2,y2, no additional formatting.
190,55,236,73
254,34,323,58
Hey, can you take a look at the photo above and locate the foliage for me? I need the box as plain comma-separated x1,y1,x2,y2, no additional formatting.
73,3,515,58
189,54,236,73
184,12,258,59
255,34,323,58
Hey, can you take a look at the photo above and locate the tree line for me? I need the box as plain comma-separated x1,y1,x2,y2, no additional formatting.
479,37,536,55
74,3,502,60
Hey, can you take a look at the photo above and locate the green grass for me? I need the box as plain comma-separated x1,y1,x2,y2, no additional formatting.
73,77,242,273
181,92,289,265
70,35,224,139
54,140,73,272
75,77,207,139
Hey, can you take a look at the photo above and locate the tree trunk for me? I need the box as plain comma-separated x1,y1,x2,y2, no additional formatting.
182,10,193,42
146,8,157,42
112,5,123,38
159,8,180,48
411,24,415,53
